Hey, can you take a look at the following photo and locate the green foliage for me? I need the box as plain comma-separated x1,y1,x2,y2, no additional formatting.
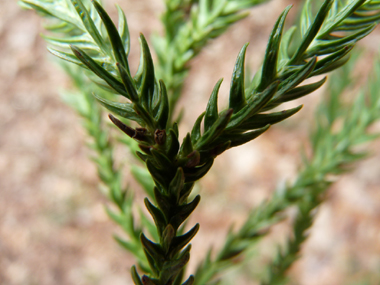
19,0,380,284
195,52,380,284
156,0,273,118
58,62,153,272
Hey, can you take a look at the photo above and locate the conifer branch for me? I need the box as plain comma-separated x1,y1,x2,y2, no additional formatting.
19,0,380,283
261,197,319,285
37,1,379,283
195,51,380,284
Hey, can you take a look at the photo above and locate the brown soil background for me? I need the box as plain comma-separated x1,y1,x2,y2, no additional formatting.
1,0,380,284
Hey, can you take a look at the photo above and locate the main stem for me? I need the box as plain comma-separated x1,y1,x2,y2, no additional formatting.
125,126,207,284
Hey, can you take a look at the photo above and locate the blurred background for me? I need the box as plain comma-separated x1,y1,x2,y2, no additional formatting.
1,0,380,284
